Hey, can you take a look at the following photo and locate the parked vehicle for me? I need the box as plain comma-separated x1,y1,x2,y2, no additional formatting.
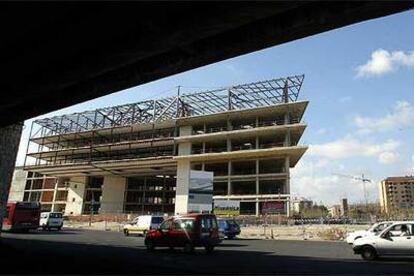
123,215,164,236
2,201,41,232
353,221,414,260
144,213,220,253
346,221,393,244
217,218,241,239
40,212,64,230
218,228,226,240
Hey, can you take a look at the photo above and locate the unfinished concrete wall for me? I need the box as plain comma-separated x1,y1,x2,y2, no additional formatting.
100,175,126,214
8,168,27,202
0,124,23,235
65,176,87,215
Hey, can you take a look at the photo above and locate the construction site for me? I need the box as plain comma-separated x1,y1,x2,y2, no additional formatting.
23,75,308,216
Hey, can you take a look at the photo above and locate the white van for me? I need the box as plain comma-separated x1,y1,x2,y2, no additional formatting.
40,212,64,230
123,215,164,236
353,221,414,260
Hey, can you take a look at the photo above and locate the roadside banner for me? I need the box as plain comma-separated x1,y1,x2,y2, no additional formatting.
262,201,284,214
213,200,240,215
188,170,214,213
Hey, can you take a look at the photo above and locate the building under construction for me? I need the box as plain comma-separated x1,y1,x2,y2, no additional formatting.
379,176,414,214
24,75,308,216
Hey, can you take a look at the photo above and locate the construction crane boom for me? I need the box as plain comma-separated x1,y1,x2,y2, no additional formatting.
332,173,371,212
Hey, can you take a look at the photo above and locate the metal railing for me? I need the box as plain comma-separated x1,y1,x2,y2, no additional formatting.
191,118,302,135
191,142,289,154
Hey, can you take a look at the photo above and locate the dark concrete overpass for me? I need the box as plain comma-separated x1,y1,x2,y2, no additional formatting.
0,2,413,127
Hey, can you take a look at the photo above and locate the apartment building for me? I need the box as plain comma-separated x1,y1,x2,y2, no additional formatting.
23,75,308,216
379,176,414,214
290,197,313,214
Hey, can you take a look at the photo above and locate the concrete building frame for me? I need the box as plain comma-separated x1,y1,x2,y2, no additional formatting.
24,75,308,216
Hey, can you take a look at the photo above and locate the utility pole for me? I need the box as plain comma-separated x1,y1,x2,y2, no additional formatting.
360,174,369,208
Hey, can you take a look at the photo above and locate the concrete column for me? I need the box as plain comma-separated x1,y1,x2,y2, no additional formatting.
142,177,146,213
175,159,191,214
227,137,231,152
285,156,290,217
227,116,232,131
285,156,290,193
0,123,23,235
284,106,290,124
285,129,291,147
255,160,259,194
65,176,87,215
175,126,192,215
179,126,192,138
51,179,58,212
286,200,290,217
227,161,231,195
100,175,126,214
255,159,260,217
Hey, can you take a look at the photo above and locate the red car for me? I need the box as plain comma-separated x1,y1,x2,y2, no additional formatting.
144,213,220,253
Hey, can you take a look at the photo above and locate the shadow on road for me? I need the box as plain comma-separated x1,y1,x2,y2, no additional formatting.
1,236,414,275
217,243,248,247
2,230,79,235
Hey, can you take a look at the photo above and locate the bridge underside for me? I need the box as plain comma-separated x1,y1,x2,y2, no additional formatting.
1,2,413,126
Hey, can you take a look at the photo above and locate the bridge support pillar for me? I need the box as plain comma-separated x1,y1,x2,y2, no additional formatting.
0,123,23,237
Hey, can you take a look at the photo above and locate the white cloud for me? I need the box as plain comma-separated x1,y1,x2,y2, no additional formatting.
291,160,378,205
356,49,414,77
314,159,329,168
308,136,400,164
354,101,414,133
378,151,399,164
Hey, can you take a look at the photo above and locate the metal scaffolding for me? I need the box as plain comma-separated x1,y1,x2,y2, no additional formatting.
30,75,304,138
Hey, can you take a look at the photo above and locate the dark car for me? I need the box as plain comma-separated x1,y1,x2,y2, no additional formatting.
144,213,220,253
217,218,241,239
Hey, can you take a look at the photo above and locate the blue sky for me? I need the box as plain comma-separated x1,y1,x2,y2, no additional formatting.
17,10,414,205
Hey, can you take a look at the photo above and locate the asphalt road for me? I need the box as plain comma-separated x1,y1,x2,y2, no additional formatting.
1,228,414,275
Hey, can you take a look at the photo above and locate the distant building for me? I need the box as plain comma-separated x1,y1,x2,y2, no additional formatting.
327,199,348,217
341,198,349,217
328,205,341,217
379,176,414,214
291,197,313,214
